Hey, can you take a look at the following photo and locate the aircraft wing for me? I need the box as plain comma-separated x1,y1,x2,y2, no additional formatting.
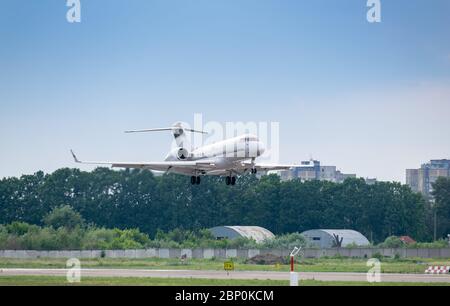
253,164,295,171
242,162,295,172
70,150,215,172
204,163,295,176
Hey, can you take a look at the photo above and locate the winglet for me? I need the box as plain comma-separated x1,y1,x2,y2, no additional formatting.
70,150,81,163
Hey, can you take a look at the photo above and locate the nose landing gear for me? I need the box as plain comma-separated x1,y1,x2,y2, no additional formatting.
190,176,201,185
225,176,236,186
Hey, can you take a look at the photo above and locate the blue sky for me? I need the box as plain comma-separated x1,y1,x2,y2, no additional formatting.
0,0,449,182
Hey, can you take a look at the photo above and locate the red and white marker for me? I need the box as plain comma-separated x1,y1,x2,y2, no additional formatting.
290,247,301,286
425,266,450,274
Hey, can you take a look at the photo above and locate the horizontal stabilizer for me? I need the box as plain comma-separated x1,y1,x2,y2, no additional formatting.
124,127,207,134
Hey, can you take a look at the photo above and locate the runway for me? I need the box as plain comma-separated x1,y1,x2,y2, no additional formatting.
1,268,450,283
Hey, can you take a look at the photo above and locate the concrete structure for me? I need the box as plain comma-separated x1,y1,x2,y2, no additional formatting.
1,248,450,259
280,159,356,183
301,229,370,248
406,159,450,198
208,226,275,243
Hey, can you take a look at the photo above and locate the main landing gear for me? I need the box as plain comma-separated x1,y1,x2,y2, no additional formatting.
190,176,201,185
225,176,236,186
251,168,257,174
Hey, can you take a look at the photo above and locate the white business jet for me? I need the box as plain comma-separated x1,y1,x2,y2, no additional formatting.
71,122,294,186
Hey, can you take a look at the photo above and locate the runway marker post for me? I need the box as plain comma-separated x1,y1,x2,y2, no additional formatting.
224,260,234,276
289,246,301,286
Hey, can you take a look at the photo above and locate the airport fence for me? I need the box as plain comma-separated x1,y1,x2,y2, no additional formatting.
1,248,450,259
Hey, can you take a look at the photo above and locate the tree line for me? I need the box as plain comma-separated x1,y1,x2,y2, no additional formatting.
0,205,308,250
1,167,448,243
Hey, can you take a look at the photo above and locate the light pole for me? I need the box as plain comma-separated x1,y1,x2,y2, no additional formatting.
430,198,437,241
434,209,437,241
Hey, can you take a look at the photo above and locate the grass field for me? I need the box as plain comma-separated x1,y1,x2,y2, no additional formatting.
0,275,449,286
0,257,449,274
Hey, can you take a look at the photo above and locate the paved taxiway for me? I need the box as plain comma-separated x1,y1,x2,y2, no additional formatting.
1,268,450,283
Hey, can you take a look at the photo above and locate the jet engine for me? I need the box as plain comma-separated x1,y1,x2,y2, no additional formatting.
165,147,190,161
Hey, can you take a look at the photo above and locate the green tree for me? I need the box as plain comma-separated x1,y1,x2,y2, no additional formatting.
378,236,404,248
432,177,450,239
0,167,430,243
43,205,85,229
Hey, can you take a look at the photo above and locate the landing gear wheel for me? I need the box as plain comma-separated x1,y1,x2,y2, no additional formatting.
190,176,196,185
196,176,201,185
225,176,231,185
251,168,257,174
231,176,236,185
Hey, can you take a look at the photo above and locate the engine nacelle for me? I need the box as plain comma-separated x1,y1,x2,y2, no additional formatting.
165,147,190,161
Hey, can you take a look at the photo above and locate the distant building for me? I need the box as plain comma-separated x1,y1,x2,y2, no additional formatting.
208,226,275,243
364,178,378,185
301,229,370,248
399,236,416,245
406,159,450,198
280,159,356,183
